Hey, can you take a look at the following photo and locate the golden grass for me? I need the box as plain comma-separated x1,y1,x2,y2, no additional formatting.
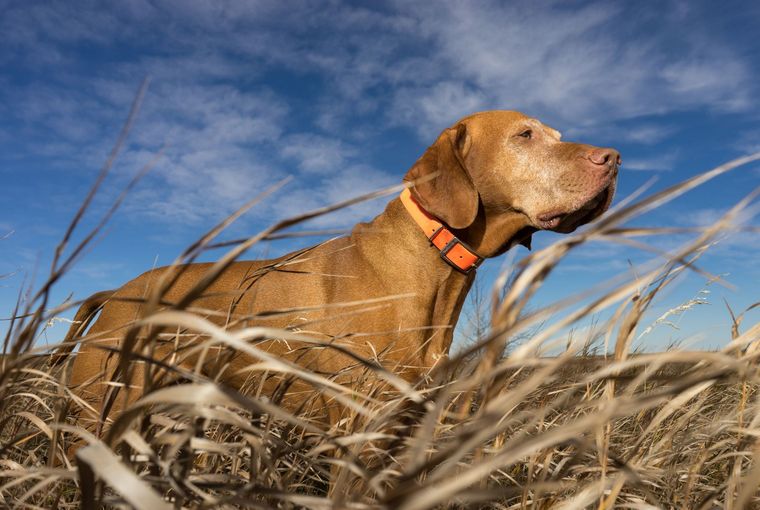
1,95,759,508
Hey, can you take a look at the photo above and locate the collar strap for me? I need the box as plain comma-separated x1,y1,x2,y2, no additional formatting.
400,188,483,274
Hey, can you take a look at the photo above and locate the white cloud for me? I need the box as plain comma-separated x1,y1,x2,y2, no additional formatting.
281,134,357,174
2,0,758,230
570,122,679,148
736,130,760,154
677,204,758,229
660,57,750,111
70,261,127,282
269,164,396,228
624,151,680,172
391,82,488,140
387,1,755,135
623,125,678,145
6,74,293,224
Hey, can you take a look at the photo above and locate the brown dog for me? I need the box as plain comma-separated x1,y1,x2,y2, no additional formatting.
62,110,619,430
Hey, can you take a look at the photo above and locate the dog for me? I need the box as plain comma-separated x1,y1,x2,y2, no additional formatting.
60,110,620,432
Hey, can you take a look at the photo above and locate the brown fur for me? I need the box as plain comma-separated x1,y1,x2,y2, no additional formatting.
63,110,620,431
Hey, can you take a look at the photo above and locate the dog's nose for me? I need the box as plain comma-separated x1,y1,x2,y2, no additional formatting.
589,148,621,167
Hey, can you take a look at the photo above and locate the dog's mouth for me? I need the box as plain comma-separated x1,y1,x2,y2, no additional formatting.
537,181,616,233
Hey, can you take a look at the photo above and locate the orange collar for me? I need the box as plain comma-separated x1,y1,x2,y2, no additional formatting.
399,188,483,274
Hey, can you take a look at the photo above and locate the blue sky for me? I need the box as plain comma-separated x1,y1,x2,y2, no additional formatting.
1,0,759,351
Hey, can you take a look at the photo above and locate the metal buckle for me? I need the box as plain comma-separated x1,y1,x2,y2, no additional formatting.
429,226,482,274
439,238,481,274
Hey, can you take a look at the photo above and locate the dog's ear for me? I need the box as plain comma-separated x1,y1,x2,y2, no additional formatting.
404,123,479,229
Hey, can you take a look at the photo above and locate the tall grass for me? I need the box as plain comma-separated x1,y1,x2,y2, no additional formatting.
1,99,759,508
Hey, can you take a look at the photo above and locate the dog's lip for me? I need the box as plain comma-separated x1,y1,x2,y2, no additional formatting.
537,183,614,232
536,212,563,230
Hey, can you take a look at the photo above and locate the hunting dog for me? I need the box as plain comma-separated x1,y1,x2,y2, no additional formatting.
61,110,620,431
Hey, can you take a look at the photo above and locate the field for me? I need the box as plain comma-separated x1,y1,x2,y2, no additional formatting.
1,124,759,508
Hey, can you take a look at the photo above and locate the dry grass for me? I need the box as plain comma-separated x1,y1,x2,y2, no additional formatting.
1,96,759,508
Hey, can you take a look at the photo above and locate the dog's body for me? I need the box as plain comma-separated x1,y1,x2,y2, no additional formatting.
64,110,620,429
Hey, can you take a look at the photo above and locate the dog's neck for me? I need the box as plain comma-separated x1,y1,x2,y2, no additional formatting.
454,205,535,257
351,197,528,366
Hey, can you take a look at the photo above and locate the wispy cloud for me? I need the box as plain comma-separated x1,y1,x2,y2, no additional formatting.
625,151,680,172
386,2,756,135
623,125,679,145
270,164,396,228
736,130,760,154
1,0,757,230
281,134,357,175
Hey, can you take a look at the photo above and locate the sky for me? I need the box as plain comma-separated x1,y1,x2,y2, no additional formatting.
1,0,759,352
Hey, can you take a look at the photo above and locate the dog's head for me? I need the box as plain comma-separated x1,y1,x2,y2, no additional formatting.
404,110,620,256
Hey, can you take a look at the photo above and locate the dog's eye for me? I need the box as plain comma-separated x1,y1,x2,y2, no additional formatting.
518,129,532,139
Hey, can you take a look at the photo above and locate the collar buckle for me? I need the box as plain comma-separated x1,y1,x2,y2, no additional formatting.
439,237,482,274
